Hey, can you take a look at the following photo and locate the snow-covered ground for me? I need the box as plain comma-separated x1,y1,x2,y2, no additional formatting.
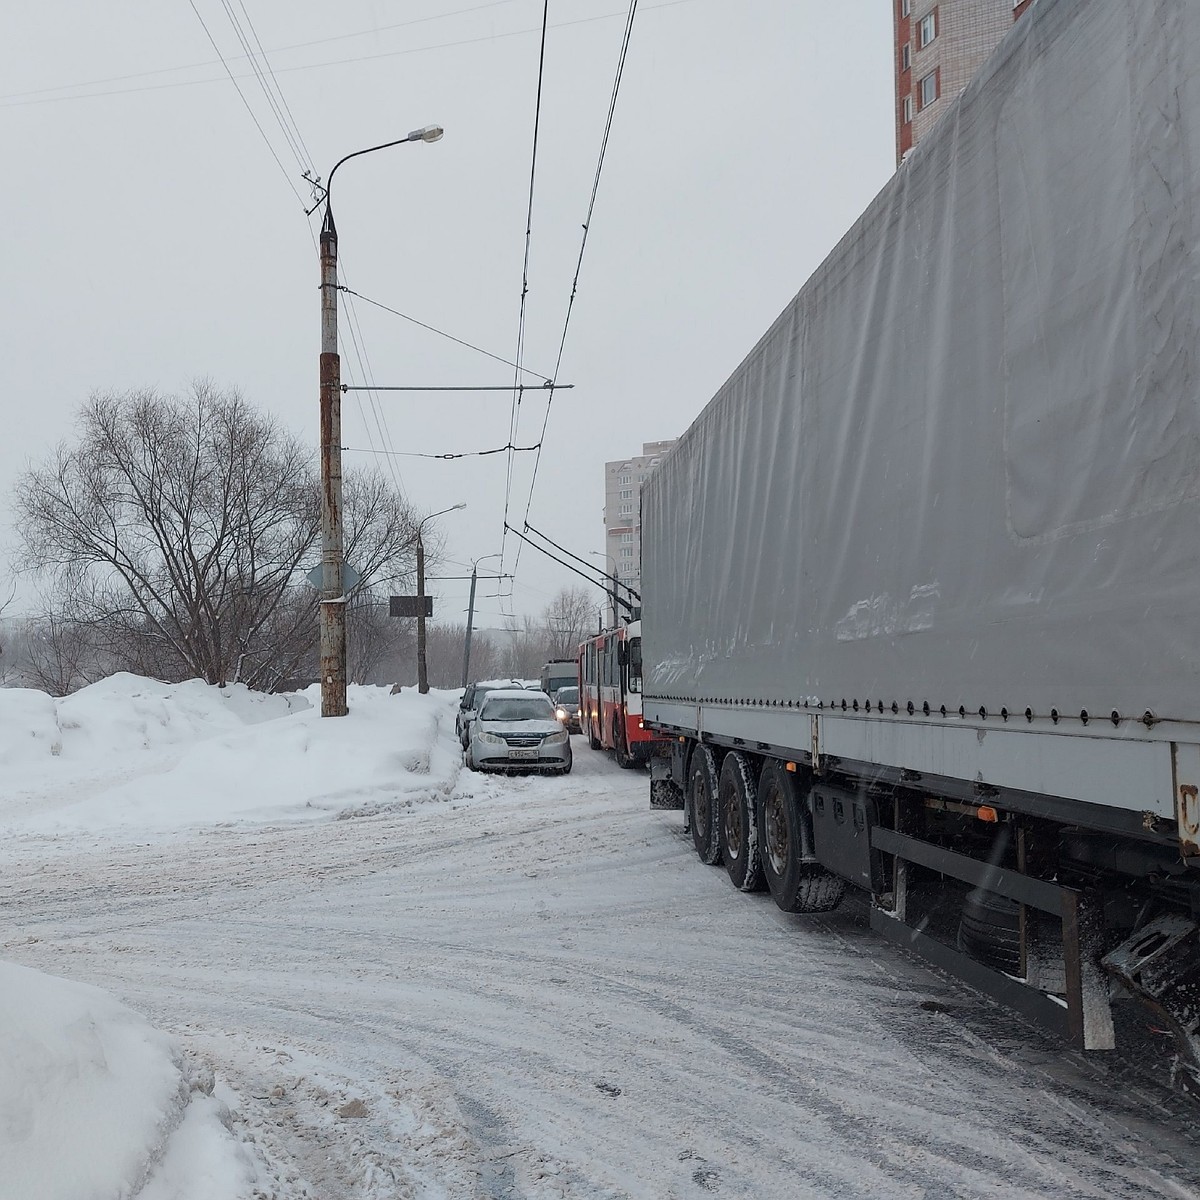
3,676,1200,1198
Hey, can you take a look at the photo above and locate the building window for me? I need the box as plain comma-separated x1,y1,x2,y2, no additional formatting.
918,11,936,47
901,0,911,14
620,504,632,515
902,94,913,124
619,489,633,500
920,70,938,109
619,474,631,485
901,42,911,71
621,533,633,543
620,547,633,558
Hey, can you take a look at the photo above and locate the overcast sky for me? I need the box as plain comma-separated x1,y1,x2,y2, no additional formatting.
2,0,893,632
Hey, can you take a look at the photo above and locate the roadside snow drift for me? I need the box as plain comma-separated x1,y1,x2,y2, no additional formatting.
0,960,250,1200
0,675,462,841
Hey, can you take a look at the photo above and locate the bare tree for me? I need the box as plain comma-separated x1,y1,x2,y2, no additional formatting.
14,384,420,691
542,586,596,658
20,608,106,696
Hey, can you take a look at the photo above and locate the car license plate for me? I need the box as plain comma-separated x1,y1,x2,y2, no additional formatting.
509,749,538,760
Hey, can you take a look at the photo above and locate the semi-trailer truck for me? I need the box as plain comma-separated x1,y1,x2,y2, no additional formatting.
641,0,1200,1083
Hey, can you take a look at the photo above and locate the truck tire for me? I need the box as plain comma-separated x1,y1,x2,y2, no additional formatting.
588,717,602,751
957,888,1022,976
756,761,845,913
688,746,722,865
718,752,764,892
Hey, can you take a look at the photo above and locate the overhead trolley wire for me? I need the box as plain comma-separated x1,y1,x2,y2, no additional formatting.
514,0,641,577
497,0,552,626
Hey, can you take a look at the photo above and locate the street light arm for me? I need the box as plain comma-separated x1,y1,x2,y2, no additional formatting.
322,126,445,236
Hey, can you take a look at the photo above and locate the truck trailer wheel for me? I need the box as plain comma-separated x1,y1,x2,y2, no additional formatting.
718,752,764,892
756,762,846,913
688,746,722,865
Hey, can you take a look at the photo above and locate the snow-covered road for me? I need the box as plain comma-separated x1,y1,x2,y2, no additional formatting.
4,697,1200,1197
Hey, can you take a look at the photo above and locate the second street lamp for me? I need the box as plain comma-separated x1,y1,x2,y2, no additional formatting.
317,125,443,718
415,502,466,694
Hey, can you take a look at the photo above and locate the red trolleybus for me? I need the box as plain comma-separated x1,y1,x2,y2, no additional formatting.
578,620,666,768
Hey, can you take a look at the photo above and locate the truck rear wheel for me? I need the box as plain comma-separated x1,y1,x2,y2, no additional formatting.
688,746,722,865
719,752,764,891
756,762,845,913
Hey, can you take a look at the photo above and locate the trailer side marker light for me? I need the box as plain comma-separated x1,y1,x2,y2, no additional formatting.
639,721,644,729
678,736,686,743
785,761,798,773
976,805,999,823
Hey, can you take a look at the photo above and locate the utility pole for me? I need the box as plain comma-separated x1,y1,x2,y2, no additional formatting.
461,564,478,689
416,531,429,694
313,124,444,717
413,501,466,694
461,553,502,687
319,210,347,717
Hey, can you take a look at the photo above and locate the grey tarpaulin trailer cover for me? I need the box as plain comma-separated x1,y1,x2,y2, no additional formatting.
641,0,1200,1080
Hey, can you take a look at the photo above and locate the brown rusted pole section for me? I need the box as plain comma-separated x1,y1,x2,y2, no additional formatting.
319,210,348,717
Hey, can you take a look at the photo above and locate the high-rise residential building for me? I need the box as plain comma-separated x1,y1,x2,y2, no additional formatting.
894,0,1035,165
601,439,676,621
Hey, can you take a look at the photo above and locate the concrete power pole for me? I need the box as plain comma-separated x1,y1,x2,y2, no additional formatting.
319,213,348,718
416,532,429,694
460,563,478,689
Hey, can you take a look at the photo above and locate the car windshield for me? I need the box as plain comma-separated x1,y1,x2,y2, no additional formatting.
555,688,579,704
479,697,555,722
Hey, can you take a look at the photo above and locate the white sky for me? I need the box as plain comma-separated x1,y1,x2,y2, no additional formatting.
2,1,893,630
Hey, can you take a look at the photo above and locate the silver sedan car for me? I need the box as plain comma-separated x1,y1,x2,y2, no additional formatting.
466,689,572,775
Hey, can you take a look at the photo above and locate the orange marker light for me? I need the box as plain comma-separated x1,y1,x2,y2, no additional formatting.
976,805,999,822
785,761,798,773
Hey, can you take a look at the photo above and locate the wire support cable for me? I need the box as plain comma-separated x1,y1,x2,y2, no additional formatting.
333,286,552,380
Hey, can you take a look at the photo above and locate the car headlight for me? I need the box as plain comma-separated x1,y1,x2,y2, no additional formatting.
544,730,569,746
555,708,568,721
477,731,505,746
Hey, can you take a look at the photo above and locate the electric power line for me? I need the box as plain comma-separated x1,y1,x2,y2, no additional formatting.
185,0,306,208
3,1,698,109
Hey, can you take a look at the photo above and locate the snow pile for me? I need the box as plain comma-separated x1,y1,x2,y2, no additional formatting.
0,674,308,767
0,675,462,841
0,961,251,1200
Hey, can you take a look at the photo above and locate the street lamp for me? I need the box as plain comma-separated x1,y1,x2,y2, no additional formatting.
415,502,466,694
317,125,444,718
462,552,503,688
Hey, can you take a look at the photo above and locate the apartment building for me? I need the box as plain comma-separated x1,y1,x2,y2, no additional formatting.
895,0,1035,164
601,439,676,620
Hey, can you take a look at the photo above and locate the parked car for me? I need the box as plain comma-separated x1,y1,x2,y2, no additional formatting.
457,680,521,747
465,689,572,774
552,686,580,733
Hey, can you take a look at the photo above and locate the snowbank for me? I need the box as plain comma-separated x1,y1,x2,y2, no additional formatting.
0,961,251,1200
0,675,462,842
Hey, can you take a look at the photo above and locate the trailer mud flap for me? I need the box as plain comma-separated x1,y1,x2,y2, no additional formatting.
1104,914,1200,1091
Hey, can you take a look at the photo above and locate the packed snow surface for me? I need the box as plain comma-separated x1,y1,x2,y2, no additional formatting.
3,675,1200,1197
